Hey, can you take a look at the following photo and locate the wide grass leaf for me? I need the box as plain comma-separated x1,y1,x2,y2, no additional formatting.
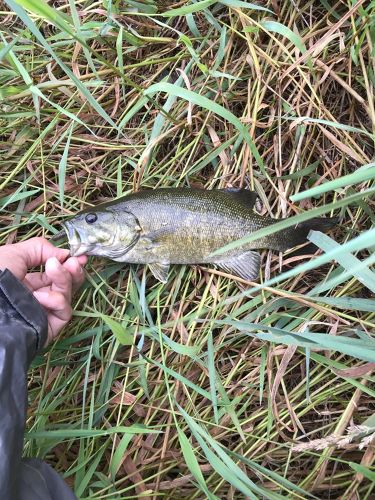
308,296,375,312
218,319,375,363
0,188,40,209
220,0,271,12
349,463,375,482
58,124,73,208
229,450,317,498
260,21,306,53
309,230,375,293
178,405,285,498
144,82,265,172
110,434,134,479
101,315,134,345
177,425,218,499
162,0,217,17
6,0,119,131
285,116,374,139
26,425,159,439
207,331,219,424
291,163,375,201
12,0,73,33
144,355,212,400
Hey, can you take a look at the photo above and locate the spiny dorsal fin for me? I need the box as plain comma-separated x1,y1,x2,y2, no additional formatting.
214,250,260,282
220,188,259,210
149,262,170,283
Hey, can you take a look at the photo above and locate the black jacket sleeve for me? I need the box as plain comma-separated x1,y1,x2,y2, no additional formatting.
0,269,76,500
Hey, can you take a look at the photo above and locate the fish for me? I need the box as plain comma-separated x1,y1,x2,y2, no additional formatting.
59,188,337,283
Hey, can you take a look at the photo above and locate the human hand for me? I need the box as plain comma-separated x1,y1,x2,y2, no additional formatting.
0,237,87,345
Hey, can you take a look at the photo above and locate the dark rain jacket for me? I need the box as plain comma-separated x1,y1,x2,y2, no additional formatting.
0,269,76,500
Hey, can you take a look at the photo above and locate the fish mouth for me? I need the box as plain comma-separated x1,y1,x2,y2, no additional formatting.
63,221,93,257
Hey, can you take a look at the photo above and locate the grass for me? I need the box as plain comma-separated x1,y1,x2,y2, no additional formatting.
1,0,375,497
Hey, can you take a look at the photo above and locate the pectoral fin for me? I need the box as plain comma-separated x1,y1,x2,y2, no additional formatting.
149,262,170,283
215,251,260,281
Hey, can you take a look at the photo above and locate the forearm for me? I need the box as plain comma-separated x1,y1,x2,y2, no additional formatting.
0,269,47,498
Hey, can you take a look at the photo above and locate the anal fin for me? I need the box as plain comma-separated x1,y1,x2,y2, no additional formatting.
149,262,170,283
215,251,260,282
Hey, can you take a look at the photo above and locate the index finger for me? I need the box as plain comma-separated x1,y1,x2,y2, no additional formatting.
15,237,70,268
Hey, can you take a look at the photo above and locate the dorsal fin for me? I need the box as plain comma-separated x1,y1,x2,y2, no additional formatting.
220,188,259,209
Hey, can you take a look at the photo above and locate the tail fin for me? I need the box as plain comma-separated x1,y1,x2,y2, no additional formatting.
267,217,338,252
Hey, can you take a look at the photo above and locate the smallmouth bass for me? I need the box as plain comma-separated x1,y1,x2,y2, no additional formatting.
60,188,337,283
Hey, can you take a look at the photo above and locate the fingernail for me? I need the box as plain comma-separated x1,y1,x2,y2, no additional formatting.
33,290,50,300
71,257,83,273
59,250,70,262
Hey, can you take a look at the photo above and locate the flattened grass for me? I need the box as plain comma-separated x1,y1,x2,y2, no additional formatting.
1,0,375,497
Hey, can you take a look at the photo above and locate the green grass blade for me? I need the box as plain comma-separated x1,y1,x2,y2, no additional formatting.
12,0,74,34
144,355,212,400
283,116,374,139
207,331,219,424
143,82,266,174
219,320,375,362
229,450,317,499
309,230,375,293
260,21,306,53
58,124,73,208
177,425,218,499
101,315,134,345
220,0,271,12
179,405,284,499
110,434,134,479
291,163,375,201
308,296,375,312
26,425,159,440
349,463,375,482
0,189,40,209
162,0,217,17
6,0,119,131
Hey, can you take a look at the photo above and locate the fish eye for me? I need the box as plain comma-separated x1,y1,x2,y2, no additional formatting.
85,213,98,224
